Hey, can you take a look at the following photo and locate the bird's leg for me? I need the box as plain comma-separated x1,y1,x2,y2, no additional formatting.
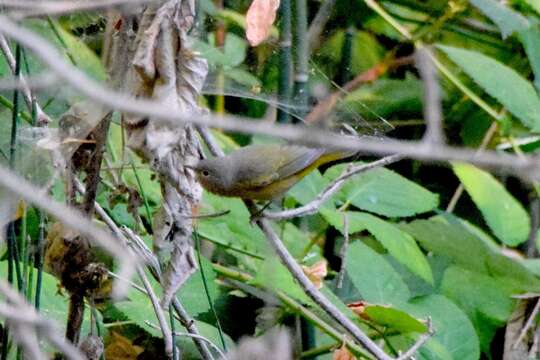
249,201,273,223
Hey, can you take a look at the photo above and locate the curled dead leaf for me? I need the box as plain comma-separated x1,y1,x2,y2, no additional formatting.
301,260,327,289
246,0,280,46
332,343,356,360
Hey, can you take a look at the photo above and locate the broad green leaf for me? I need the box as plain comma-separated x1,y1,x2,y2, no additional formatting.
347,212,433,284
346,241,410,305
440,266,515,354
252,257,311,304
0,261,90,336
325,164,439,217
197,192,270,265
225,68,261,87
438,45,540,130
400,217,540,292
400,295,480,360
523,0,540,14
320,209,367,234
519,24,540,92
289,170,331,206
177,256,220,317
343,76,424,122
469,0,529,38
453,162,530,246
364,304,428,333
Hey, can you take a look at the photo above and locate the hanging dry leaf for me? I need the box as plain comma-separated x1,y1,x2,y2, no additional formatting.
332,343,356,360
301,260,327,289
246,0,280,46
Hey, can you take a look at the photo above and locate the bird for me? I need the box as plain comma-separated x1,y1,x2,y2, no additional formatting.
186,143,354,200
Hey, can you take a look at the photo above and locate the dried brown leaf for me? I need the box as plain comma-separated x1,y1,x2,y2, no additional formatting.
246,0,280,46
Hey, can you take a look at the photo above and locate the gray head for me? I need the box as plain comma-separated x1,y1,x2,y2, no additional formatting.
187,157,234,196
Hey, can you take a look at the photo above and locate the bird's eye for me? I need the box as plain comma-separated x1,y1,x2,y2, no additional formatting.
201,170,210,177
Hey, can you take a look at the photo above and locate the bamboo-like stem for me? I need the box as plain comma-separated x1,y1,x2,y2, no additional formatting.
293,0,309,120
278,0,293,123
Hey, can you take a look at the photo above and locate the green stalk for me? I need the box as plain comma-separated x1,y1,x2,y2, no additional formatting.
338,25,354,85
130,161,153,232
278,0,293,123
293,0,309,120
34,210,45,310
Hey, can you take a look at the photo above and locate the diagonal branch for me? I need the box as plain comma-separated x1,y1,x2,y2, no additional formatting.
263,154,404,220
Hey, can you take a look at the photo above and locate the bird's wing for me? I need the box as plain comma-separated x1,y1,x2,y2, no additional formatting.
230,145,324,189
274,146,326,180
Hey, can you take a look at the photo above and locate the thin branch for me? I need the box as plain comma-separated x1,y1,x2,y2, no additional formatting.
307,0,336,51
0,34,51,124
0,280,85,360
396,317,434,360
249,202,393,360
0,163,137,298
513,298,540,349
416,47,444,145
263,154,404,220
2,0,161,18
336,213,349,289
82,178,214,359
1,17,539,181
0,72,57,91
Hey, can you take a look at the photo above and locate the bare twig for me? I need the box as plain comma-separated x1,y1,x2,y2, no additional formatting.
416,47,444,145
0,280,85,360
513,297,540,349
396,317,434,360
0,17,538,181
307,0,336,50
336,213,349,289
2,0,160,18
146,321,226,360
263,154,404,220
0,72,57,91
0,163,137,298
0,34,51,124
446,121,498,212
249,206,393,360
75,178,212,360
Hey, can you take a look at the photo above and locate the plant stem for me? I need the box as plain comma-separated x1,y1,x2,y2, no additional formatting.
293,0,309,120
278,0,293,123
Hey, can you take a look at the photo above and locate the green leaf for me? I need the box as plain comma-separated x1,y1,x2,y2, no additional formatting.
343,76,424,122
452,162,530,246
400,217,540,292
400,295,480,360
469,0,529,38
325,163,439,217
224,68,261,87
177,256,220,317
289,170,332,207
440,266,515,354
252,257,311,304
346,241,410,305
364,304,428,333
519,24,540,92
438,45,540,130
347,212,433,284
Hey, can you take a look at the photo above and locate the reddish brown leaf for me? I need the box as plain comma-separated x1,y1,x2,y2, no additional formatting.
246,0,280,46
